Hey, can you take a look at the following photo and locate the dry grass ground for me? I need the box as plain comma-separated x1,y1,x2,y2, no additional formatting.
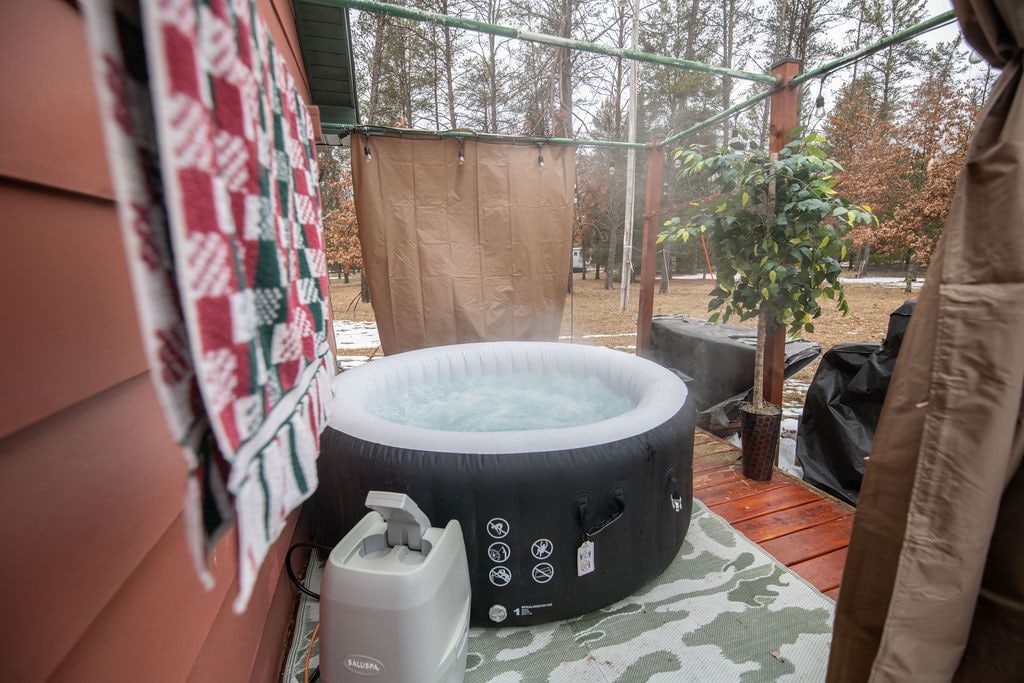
329,271,917,384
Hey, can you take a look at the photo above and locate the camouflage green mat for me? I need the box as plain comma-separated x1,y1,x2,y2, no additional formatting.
283,501,834,682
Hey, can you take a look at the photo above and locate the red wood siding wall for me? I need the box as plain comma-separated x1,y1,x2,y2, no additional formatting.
0,1,316,680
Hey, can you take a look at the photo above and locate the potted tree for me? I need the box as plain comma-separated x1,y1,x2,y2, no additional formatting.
662,130,875,480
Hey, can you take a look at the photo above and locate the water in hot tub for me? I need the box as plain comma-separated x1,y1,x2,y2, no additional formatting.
368,371,636,432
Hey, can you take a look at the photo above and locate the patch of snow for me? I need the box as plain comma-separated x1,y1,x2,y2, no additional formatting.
336,355,374,371
839,275,923,289
333,320,380,349
778,436,802,478
560,332,635,340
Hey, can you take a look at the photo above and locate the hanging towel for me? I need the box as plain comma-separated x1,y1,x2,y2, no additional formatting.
83,0,333,612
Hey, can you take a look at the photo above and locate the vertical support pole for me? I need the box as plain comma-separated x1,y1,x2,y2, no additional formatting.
636,138,664,357
764,59,801,408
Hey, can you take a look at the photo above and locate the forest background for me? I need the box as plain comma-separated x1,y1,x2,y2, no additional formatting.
319,0,995,295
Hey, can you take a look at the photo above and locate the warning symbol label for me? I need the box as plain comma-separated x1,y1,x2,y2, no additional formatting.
531,563,554,584
486,518,510,539
531,538,553,559
489,566,512,587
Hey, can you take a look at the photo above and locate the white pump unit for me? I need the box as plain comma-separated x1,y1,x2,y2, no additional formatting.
319,491,471,683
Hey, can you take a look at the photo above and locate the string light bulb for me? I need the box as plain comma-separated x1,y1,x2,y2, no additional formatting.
674,157,681,169
363,141,372,162
458,143,465,165
608,162,615,176
814,78,826,118
537,143,545,168
968,50,983,64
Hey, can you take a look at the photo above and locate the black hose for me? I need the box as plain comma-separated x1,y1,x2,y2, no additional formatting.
286,542,333,600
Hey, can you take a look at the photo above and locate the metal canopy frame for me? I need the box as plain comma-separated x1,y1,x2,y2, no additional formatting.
311,0,956,150
315,1,961,408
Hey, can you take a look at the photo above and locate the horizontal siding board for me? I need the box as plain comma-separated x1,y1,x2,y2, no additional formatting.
189,510,309,682
0,182,148,439
0,376,187,681
0,2,322,680
0,0,115,199
50,516,238,683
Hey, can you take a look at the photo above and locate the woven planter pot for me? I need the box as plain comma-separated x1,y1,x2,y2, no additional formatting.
739,401,782,481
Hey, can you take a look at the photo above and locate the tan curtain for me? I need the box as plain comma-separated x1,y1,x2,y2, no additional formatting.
350,134,574,354
827,1,1024,680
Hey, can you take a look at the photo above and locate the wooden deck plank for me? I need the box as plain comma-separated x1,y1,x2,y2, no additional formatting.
757,516,855,566
693,453,739,473
693,464,744,491
730,499,852,543
705,483,822,523
690,428,855,597
695,477,789,506
789,548,849,593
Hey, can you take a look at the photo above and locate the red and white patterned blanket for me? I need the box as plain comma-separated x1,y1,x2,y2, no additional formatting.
84,0,333,611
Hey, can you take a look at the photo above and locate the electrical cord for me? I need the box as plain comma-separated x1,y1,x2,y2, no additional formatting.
286,542,331,682
304,623,321,683
286,542,332,600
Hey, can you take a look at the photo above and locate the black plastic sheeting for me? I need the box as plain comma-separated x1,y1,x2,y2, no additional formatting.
796,301,916,505
648,315,821,426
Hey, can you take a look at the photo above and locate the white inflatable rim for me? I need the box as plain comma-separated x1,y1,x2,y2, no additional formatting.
327,341,688,454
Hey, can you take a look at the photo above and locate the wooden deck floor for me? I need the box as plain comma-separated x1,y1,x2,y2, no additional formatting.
692,428,854,600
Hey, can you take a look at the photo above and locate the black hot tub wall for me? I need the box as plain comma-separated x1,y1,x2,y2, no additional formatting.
314,400,695,627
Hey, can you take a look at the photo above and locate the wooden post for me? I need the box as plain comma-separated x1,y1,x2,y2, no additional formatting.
636,138,664,357
764,59,800,408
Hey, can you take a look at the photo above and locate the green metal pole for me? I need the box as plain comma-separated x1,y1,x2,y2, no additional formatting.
306,0,778,85
794,10,957,85
660,9,958,147
320,123,648,150
659,89,773,148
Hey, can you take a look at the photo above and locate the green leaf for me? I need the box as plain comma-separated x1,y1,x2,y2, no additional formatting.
742,191,750,206
768,270,777,283
708,312,720,323
761,287,770,299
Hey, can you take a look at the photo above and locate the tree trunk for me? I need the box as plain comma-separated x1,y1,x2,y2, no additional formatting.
442,13,457,128
720,0,735,146
857,244,872,278
553,0,573,138
488,32,498,133
659,243,670,294
367,14,388,122
905,252,918,294
753,309,767,412
605,222,619,290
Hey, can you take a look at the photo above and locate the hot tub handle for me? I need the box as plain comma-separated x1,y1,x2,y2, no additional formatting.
667,473,683,512
582,488,626,539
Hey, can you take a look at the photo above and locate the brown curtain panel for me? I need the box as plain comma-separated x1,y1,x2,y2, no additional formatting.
350,134,575,354
827,1,1024,681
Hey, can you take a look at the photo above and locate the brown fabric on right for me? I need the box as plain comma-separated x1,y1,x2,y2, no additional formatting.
351,133,574,355
826,1,1024,681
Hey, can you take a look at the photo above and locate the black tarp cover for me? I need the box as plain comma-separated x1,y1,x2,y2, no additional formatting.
796,301,915,504
648,314,821,426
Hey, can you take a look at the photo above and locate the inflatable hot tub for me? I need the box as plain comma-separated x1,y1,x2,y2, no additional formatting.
315,341,694,626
